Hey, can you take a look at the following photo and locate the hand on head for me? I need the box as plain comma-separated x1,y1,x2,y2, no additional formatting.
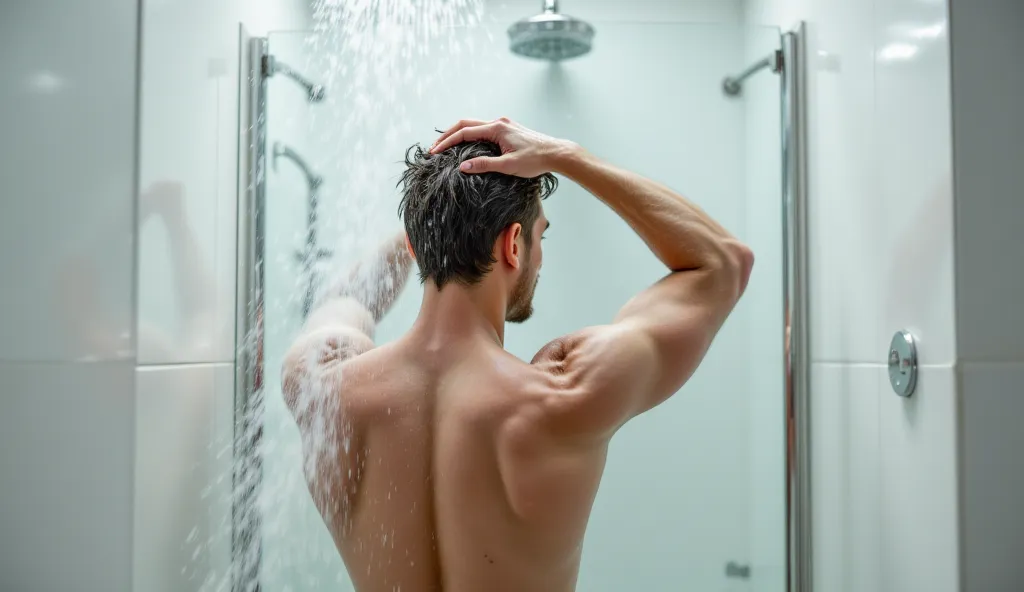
429,117,575,178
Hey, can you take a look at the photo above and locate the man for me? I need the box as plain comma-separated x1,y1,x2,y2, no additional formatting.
282,118,754,592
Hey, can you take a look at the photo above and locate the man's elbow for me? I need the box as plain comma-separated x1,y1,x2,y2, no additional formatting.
725,241,755,299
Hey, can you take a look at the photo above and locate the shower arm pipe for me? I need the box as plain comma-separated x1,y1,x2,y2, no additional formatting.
723,50,782,96
264,56,313,92
544,0,558,13
262,55,325,102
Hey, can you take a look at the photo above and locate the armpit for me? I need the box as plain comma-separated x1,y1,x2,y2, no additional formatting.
531,337,571,368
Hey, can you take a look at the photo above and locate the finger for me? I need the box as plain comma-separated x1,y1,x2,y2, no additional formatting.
460,155,513,175
430,121,487,153
431,122,502,154
430,119,487,152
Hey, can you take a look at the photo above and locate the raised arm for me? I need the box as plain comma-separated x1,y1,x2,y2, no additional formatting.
281,232,413,413
431,118,753,437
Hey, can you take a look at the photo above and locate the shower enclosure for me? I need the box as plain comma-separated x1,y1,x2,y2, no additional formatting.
236,14,807,592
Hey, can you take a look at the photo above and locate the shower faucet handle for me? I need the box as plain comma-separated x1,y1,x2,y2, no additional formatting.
887,330,918,397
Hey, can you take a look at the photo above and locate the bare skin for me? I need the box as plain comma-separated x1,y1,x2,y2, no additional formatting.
282,118,754,592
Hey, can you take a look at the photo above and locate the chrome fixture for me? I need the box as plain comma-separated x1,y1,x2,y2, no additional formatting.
722,51,783,97
508,0,595,61
272,142,331,319
263,55,325,102
272,142,322,190
888,330,918,397
781,25,812,592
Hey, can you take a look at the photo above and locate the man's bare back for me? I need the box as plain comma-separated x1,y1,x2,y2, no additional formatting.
283,120,753,591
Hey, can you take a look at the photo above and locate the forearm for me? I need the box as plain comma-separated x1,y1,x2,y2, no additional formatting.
322,232,413,322
553,146,743,274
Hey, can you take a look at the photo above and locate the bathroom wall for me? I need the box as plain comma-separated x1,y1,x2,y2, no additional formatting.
132,0,311,590
948,0,1024,590
743,0,960,590
0,1,139,590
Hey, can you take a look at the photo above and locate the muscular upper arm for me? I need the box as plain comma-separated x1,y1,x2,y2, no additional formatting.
534,268,741,439
281,297,376,418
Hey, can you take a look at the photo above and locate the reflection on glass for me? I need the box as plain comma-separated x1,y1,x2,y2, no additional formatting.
27,70,66,93
59,181,215,361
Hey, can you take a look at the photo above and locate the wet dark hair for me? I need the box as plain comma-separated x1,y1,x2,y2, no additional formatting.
397,141,557,289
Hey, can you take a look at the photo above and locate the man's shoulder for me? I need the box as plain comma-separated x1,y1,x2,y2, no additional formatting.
337,343,437,415
458,350,573,424
331,342,409,395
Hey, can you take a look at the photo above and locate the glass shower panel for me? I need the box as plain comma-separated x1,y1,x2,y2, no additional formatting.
256,20,783,592
741,25,788,592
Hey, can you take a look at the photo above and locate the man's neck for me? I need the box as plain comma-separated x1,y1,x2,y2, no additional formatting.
411,281,507,348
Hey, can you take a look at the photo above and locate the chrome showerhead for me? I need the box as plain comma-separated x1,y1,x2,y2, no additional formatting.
508,0,594,62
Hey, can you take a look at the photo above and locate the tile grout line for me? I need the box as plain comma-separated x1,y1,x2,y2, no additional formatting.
811,361,957,369
137,361,236,370
0,358,138,367
956,360,1024,368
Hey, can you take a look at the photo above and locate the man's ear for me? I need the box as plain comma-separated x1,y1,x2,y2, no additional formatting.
501,223,523,270
404,234,416,259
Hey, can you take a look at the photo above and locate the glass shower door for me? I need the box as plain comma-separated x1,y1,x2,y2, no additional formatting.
247,20,786,592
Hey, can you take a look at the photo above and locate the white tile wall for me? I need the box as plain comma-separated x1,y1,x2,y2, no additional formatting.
810,363,881,592
1,1,140,590
0,0,139,363
134,364,235,592
807,364,959,592
874,0,956,367
878,366,960,592
0,361,136,592
960,362,1024,592
805,0,881,365
136,0,311,365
